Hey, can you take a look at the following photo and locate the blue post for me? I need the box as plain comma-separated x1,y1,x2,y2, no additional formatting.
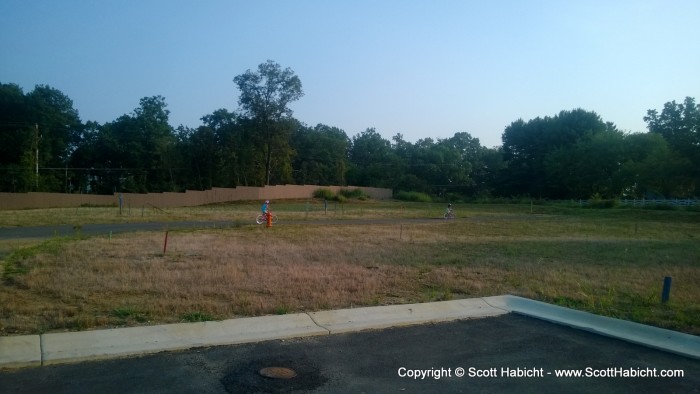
661,276,672,303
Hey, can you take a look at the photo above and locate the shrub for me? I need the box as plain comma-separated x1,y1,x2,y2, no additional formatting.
181,311,215,322
339,188,369,200
313,188,335,200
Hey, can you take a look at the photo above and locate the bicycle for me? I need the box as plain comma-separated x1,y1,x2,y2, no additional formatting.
444,208,456,219
256,212,278,224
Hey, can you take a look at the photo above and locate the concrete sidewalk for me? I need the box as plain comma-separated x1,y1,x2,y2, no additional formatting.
2,295,699,369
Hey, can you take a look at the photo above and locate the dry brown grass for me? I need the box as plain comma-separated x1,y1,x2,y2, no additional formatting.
0,200,435,228
2,206,699,336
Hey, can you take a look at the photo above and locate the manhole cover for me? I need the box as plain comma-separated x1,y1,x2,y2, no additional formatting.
259,367,298,379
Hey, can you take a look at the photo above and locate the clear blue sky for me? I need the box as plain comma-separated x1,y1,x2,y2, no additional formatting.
2,0,698,148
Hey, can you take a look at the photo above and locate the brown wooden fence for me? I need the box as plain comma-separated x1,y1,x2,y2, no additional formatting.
0,185,392,210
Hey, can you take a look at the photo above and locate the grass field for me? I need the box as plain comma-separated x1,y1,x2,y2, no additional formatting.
1,200,699,336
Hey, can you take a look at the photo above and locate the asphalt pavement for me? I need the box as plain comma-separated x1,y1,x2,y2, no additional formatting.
1,296,699,393
1,313,698,393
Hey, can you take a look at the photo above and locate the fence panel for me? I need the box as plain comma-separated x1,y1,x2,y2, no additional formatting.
0,185,392,210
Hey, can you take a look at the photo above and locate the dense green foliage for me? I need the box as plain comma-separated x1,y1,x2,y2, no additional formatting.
1,61,698,199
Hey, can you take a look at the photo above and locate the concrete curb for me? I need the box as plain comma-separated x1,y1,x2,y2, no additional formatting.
0,298,506,368
483,295,700,360
40,313,328,366
2,295,698,368
308,298,507,334
0,335,41,369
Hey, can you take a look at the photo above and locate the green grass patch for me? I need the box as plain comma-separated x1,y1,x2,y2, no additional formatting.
111,307,149,323
2,236,77,282
274,305,291,315
181,311,215,322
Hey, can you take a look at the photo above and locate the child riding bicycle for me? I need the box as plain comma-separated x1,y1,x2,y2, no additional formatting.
444,203,455,219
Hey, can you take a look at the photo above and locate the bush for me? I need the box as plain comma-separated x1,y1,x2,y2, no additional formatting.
395,191,432,202
314,187,370,201
339,188,369,200
313,188,335,200
181,311,215,322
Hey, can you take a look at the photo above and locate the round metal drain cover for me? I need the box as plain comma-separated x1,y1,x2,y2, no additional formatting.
259,367,297,379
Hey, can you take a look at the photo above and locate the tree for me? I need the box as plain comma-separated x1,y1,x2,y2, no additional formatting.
132,96,178,191
614,133,693,198
197,108,246,187
233,60,304,185
442,132,502,198
0,83,33,192
500,109,613,198
0,84,82,192
70,96,177,193
472,147,505,198
543,129,625,199
290,123,350,185
347,128,401,188
69,120,105,193
390,134,429,193
175,125,217,190
644,97,699,195
645,97,699,154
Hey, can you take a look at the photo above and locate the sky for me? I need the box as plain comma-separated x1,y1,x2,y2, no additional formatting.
2,1,699,148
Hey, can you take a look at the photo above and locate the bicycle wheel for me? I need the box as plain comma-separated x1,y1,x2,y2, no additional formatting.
255,214,265,224
271,215,278,223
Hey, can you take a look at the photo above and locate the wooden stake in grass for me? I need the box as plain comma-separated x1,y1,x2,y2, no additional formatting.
163,230,169,255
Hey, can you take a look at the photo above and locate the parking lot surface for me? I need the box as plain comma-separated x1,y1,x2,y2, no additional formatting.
1,314,698,393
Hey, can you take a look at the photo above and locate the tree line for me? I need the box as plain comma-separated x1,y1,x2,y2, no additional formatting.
1,60,698,200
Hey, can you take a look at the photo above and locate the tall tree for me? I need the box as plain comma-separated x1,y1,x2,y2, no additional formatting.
0,83,33,192
175,125,217,190
0,84,82,192
614,132,693,198
347,128,401,188
199,108,246,187
644,97,699,194
543,129,625,199
233,60,304,185
645,97,699,155
500,109,612,198
442,132,501,197
291,123,350,185
70,96,176,193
